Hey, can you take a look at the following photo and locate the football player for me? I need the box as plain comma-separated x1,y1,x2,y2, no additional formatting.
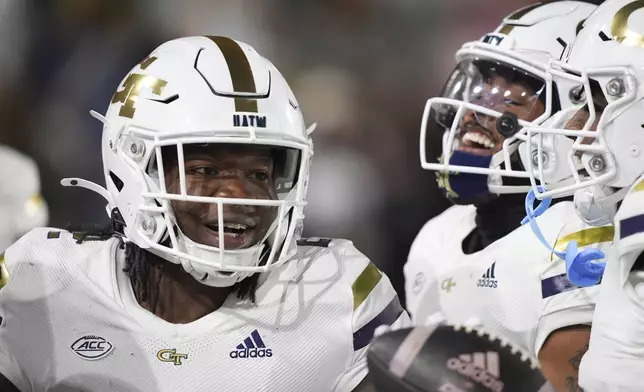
0,36,408,392
0,145,48,252
404,2,609,391
519,0,644,390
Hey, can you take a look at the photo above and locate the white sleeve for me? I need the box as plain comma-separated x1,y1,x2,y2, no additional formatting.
0,343,28,392
534,256,601,356
403,223,444,325
332,255,411,392
0,251,31,391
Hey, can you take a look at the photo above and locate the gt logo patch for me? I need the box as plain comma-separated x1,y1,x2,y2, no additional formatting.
157,349,188,366
441,278,456,293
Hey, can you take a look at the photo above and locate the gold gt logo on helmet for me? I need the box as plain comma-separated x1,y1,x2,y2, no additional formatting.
110,56,168,119
611,0,644,47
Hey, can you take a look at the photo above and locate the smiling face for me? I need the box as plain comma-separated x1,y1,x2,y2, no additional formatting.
163,144,279,250
458,75,546,156
436,59,547,158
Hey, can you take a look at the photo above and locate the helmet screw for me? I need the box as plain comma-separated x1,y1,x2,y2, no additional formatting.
531,150,549,167
606,78,624,97
140,215,157,235
569,85,585,104
589,155,606,172
126,137,146,161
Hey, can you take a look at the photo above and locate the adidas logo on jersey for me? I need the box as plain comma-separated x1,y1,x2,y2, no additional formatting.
477,262,498,288
229,329,273,359
446,352,503,392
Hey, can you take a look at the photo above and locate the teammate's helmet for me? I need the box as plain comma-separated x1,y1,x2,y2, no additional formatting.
0,145,48,252
77,36,314,287
522,0,644,224
420,1,596,205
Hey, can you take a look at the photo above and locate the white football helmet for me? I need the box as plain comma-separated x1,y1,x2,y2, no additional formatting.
63,36,315,287
420,1,596,204
522,0,644,224
0,145,48,252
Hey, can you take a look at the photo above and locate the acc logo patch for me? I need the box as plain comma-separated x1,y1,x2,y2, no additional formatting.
71,335,114,361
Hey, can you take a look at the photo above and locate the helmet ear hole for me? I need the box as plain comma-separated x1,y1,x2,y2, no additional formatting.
109,172,124,192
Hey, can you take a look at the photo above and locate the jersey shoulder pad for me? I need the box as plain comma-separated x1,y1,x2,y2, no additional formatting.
2,227,115,298
540,211,613,285
408,205,475,260
502,200,577,259
616,175,644,254
333,241,408,352
527,200,578,243
289,238,408,351
291,237,375,288
547,211,614,260
416,205,476,241
621,174,644,210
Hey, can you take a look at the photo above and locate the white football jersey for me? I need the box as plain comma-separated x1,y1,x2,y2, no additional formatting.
0,229,409,392
404,201,611,359
0,145,47,252
579,175,644,392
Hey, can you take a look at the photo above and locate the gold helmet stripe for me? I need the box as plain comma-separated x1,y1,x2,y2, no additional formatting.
206,36,259,113
499,2,547,35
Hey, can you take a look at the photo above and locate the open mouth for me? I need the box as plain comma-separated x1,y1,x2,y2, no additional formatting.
458,129,498,156
203,219,257,250
205,222,250,235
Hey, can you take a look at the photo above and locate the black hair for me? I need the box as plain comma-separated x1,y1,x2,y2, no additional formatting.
120,240,261,305
66,209,261,304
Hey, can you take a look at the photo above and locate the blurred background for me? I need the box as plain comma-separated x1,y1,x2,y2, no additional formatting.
0,0,536,304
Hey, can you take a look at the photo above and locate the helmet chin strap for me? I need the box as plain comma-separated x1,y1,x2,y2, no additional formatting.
522,187,606,287
437,150,495,205
174,210,288,287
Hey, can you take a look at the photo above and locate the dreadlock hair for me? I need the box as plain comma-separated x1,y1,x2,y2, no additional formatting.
118,235,262,304
65,211,261,304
